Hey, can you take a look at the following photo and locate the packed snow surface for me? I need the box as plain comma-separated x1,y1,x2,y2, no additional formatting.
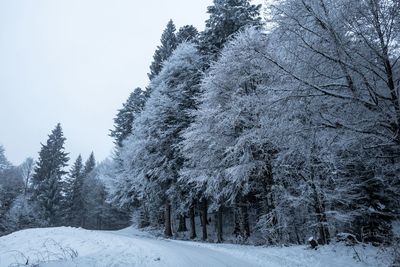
0,227,392,267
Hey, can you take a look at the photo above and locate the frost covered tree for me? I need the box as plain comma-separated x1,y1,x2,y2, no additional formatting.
110,88,146,148
2,193,40,233
267,0,400,158
199,0,262,59
31,123,69,225
118,43,202,237
330,139,398,244
148,20,178,81
269,110,334,245
260,0,400,244
181,27,278,242
0,153,39,235
3,163,39,234
0,150,24,234
0,145,11,172
20,157,34,195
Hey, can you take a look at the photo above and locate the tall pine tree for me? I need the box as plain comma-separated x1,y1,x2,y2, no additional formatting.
147,20,178,81
110,88,146,148
176,25,199,44
199,0,262,59
119,43,202,236
68,155,84,226
31,123,69,225
84,152,96,176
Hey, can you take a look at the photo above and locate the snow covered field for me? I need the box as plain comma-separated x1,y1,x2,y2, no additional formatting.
0,227,393,267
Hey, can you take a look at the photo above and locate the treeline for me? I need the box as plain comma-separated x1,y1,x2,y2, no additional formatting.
109,0,400,246
0,124,129,236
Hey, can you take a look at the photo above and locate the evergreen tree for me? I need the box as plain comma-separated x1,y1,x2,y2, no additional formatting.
82,159,130,230
199,0,262,58
118,43,202,236
110,88,146,148
333,145,396,244
148,20,178,81
78,152,96,228
68,155,84,226
84,152,96,176
31,123,69,225
176,25,199,44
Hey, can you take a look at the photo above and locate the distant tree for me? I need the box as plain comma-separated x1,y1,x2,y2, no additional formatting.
148,20,178,81
0,152,38,235
110,88,146,148
67,155,85,226
31,123,69,225
0,145,11,172
20,157,34,195
84,152,96,176
82,159,130,230
80,152,96,227
0,165,24,234
3,194,40,234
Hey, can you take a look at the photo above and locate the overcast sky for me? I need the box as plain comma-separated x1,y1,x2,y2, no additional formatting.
0,0,217,165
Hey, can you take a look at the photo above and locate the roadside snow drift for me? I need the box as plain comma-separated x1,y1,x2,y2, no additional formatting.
0,227,392,267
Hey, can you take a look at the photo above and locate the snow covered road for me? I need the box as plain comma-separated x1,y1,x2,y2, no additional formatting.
0,227,256,267
0,227,392,267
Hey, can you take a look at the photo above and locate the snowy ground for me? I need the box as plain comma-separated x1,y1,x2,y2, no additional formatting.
0,227,393,267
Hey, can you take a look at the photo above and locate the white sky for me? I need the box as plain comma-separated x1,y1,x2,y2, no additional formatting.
0,0,216,165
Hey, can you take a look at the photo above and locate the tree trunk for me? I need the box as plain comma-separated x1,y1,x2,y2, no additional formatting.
310,171,330,245
201,199,208,241
189,205,197,239
98,216,102,230
81,215,86,229
139,205,150,228
164,201,172,237
239,203,250,239
177,214,187,232
309,131,330,245
233,207,240,237
312,187,330,245
260,161,277,243
294,224,302,245
216,206,223,243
